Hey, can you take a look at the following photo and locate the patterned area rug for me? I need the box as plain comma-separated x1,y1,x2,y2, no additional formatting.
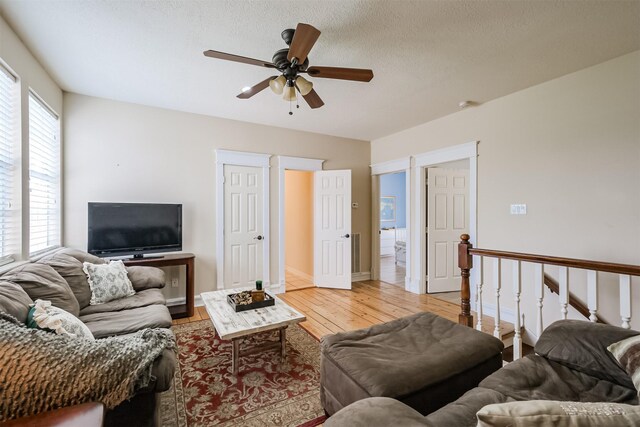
160,320,326,426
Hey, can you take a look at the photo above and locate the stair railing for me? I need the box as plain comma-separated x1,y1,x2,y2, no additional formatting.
458,234,640,360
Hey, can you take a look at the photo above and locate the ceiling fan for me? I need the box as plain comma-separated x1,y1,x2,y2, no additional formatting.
203,23,374,113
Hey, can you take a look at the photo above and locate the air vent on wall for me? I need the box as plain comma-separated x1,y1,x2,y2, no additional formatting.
351,233,361,274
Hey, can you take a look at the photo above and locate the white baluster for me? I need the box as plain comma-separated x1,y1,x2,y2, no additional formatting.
534,264,544,338
493,258,502,339
559,267,569,320
513,260,522,360
476,256,484,332
620,275,631,329
587,271,598,323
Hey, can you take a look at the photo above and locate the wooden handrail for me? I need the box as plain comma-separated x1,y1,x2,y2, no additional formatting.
543,274,607,324
467,248,640,276
457,234,639,330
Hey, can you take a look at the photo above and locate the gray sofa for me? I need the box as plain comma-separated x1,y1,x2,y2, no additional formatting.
0,247,175,427
325,320,639,426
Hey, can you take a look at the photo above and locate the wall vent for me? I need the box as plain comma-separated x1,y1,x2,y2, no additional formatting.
351,233,361,273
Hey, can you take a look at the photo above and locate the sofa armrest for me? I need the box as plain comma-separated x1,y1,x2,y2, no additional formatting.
126,266,165,291
136,348,176,394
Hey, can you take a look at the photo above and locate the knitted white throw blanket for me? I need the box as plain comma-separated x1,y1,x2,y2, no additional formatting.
0,313,175,421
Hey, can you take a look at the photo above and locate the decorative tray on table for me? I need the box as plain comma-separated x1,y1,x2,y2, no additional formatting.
227,290,275,312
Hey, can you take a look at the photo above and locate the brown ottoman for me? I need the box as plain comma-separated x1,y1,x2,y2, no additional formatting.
320,312,504,416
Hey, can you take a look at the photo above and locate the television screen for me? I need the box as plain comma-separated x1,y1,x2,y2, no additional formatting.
88,202,182,257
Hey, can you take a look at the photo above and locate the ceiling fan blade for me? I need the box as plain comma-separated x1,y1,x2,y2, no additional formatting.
287,23,321,64
306,66,374,82
302,89,324,109
236,77,276,99
204,50,276,68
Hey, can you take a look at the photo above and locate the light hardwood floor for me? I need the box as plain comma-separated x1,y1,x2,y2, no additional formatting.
285,270,315,292
174,280,514,342
379,256,405,287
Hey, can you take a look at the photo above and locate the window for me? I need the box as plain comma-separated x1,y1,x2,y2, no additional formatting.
29,92,60,255
0,65,19,263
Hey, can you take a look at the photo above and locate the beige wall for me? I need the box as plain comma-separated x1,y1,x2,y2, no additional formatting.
372,51,640,332
284,170,314,278
63,93,371,298
0,14,62,261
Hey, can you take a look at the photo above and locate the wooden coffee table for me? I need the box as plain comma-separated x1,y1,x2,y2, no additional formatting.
201,287,306,375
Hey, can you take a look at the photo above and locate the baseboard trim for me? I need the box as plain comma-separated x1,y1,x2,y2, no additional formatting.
406,278,420,294
352,271,371,282
166,294,204,308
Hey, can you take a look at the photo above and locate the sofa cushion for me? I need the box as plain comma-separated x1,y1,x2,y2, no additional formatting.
535,320,639,389
325,397,432,427
1,263,80,317
38,249,97,309
79,288,166,316
0,280,33,323
80,304,172,339
476,400,640,427
321,312,504,399
426,387,512,427
479,354,638,404
126,266,165,291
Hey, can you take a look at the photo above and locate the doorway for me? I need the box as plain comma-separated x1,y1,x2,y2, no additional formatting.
277,156,353,293
425,160,470,294
216,149,271,290
413,141,478,296
378,171,407,287
284,170,315,292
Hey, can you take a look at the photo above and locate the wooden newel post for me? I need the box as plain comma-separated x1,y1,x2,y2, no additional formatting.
458,234,474,327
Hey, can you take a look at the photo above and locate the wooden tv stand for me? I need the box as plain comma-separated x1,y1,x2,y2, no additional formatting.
123,253,195,319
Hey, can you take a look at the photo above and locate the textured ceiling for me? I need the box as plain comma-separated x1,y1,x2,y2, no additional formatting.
0,0,638,141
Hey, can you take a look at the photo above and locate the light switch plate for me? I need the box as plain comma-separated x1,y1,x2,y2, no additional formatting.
510,204,527,215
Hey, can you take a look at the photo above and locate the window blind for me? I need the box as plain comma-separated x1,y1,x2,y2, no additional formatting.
29,92,60,255
0,65,19,263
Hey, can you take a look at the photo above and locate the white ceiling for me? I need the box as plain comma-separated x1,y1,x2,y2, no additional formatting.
1,1,638,141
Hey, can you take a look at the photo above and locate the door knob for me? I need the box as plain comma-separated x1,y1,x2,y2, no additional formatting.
253,235,263,240
342,234,350,238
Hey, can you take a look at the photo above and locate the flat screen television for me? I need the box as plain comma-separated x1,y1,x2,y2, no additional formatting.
88,202,182,258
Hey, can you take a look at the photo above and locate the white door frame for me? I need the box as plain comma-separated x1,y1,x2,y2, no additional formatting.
370,157,412,291
413,141,478,294
276,155,325,293
216,149,271,290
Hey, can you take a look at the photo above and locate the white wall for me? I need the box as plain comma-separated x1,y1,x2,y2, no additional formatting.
372,51,640,332
0,14,62,261
63,94,371,298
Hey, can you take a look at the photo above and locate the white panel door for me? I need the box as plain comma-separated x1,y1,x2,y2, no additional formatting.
427,168,469,293
224,164,264,288
314,170,352,289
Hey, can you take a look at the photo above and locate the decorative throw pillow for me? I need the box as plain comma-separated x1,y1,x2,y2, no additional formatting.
83,260,135,305
608,334,640,397
26,299,94,340
476,400,640,427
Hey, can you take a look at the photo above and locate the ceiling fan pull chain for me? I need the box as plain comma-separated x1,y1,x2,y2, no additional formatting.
289,99,293,116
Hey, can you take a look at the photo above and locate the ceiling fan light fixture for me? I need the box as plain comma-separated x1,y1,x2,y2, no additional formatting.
269,75,286,95
295,76,313,96
283,84,297,101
